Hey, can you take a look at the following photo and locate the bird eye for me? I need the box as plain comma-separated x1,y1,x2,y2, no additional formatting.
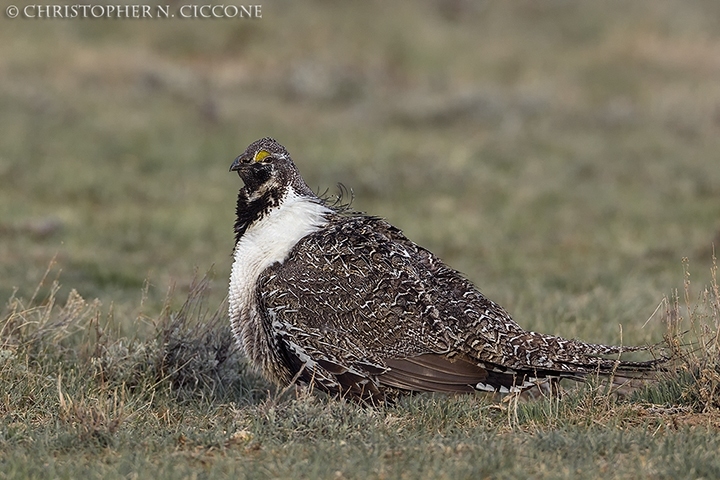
254,150,271,162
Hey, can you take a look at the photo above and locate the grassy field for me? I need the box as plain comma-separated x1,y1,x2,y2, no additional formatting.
2,0,720,478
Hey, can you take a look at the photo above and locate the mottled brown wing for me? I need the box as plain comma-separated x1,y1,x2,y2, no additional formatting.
258,215,543,398
259,214,662,400
260,215,481,394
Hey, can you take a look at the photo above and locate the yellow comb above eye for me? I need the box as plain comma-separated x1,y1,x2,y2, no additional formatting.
254,150,271,162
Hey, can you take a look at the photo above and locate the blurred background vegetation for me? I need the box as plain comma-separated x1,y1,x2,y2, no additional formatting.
1,0,719,344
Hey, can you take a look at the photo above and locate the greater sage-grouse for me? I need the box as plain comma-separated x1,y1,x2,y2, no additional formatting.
228,137,662,402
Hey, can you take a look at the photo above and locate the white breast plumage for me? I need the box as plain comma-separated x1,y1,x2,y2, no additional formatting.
228,189,331,356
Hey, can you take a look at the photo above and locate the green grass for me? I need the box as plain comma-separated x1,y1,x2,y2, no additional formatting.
2,0,720,477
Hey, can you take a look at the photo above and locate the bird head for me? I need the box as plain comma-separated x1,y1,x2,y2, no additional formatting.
230,137,314,198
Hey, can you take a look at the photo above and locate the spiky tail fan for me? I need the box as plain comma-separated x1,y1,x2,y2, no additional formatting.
516,334,669,392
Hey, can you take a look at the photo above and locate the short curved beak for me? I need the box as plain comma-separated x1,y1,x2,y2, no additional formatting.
229,155,246,172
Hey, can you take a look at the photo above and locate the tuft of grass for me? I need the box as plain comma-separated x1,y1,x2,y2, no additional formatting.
154,275,270,404
657,254,720,412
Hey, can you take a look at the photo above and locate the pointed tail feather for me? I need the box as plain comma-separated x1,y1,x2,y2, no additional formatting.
509,331,669,378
